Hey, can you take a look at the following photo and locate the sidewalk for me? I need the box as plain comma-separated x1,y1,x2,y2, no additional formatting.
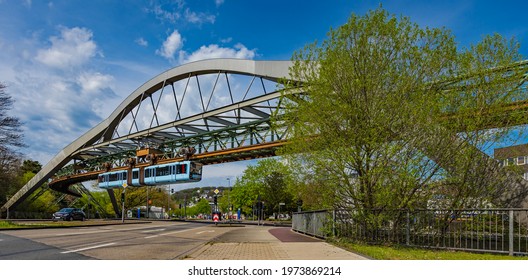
185,225,367,260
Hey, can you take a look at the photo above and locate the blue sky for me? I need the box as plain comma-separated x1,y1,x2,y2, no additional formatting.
0,0,527,190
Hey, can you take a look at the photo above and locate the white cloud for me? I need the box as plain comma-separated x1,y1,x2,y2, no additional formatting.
35,26,98,69
156,30,183,60
135,37,148,47
220,37,233,44
147,1,215,25
184,8,215,24
180,43,256,64
0,25,119,164
77,72,114,94
215,0,225,7
149,3,182,23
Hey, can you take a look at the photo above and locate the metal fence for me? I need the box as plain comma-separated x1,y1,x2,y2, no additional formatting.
293,208,528,256
292,210,330,238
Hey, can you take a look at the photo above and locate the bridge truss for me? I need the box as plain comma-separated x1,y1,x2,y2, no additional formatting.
2,59,300,213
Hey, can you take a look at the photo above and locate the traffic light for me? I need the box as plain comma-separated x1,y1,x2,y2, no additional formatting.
120,193,125,203
213,195,218,205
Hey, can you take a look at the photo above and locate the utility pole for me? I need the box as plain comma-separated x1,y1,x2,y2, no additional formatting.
227,178,231,221
167,186,171,219
146,186,149,219
184,194,187,219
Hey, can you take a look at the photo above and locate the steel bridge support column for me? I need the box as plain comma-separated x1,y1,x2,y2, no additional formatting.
107,189,121,218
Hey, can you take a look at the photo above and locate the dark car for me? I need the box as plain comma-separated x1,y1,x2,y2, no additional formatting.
52,208,86,221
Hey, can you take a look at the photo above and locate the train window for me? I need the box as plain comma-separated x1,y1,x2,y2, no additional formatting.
132,170,139,179
175,164,187,174
145,169,152,178
156,166,171,176
98,175,106,182
190,163,202,175
109,173,119,181
122,172,127,180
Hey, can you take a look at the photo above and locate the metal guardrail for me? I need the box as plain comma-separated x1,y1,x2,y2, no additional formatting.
293,208,528,256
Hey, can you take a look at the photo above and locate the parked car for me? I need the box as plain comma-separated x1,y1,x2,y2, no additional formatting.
52,208,86,221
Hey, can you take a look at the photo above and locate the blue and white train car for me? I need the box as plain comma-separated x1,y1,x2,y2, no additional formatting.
143,161,202,185
97,161,202,189
98,170,128,189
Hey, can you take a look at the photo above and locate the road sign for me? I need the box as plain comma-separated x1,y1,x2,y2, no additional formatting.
213,213,219,222
279,202,285,206
122,183,128,188
214,188,219,195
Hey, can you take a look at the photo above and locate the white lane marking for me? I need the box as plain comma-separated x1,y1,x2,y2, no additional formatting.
196,230,215,235
141,229,166,233
54,224,187,237
144,226,208,239
55,230,103,236
61,242,116,254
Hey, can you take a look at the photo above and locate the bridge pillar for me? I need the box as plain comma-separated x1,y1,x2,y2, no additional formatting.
107,189,121,218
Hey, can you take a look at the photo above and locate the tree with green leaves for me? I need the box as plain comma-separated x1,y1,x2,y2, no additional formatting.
231,158,295,217
279,7,527,218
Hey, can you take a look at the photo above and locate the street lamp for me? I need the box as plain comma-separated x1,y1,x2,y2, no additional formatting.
167,185,171,219
227,178,231,220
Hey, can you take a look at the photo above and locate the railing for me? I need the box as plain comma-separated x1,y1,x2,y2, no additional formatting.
293,208,528,256
292,210,332,238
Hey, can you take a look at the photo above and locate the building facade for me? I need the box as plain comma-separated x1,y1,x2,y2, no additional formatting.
494,143,528,180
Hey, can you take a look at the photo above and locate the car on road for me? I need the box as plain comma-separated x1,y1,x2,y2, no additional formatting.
52,208,86,221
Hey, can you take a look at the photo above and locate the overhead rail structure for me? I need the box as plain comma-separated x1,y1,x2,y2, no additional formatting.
2,59,528,214
2,59,298,212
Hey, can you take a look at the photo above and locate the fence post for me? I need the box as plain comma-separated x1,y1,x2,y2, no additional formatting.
333,209,336,237
406,210,410,246
313,212,316,236
509,210,514,256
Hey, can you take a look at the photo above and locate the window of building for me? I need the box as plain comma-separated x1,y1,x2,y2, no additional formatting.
518,156,526,165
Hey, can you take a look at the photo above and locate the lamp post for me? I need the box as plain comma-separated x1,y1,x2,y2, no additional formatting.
227,178,231,220
167,185,171,219
146,186,149,219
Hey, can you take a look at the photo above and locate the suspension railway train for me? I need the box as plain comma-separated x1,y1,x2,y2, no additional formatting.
97,161,203,189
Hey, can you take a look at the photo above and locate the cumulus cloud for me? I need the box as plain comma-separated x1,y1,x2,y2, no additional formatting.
156,30,183,60
35,26,98,69
77,72,114,94
180,43,256,64
0,26,119,164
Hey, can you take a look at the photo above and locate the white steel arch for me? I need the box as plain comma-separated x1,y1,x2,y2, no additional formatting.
2,59,294,212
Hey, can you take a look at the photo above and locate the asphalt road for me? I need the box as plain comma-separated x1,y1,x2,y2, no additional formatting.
0,221,237,260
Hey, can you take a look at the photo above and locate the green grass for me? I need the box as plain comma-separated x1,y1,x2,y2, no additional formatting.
0,220,86,229
332,239,528,260
0,221,26,228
